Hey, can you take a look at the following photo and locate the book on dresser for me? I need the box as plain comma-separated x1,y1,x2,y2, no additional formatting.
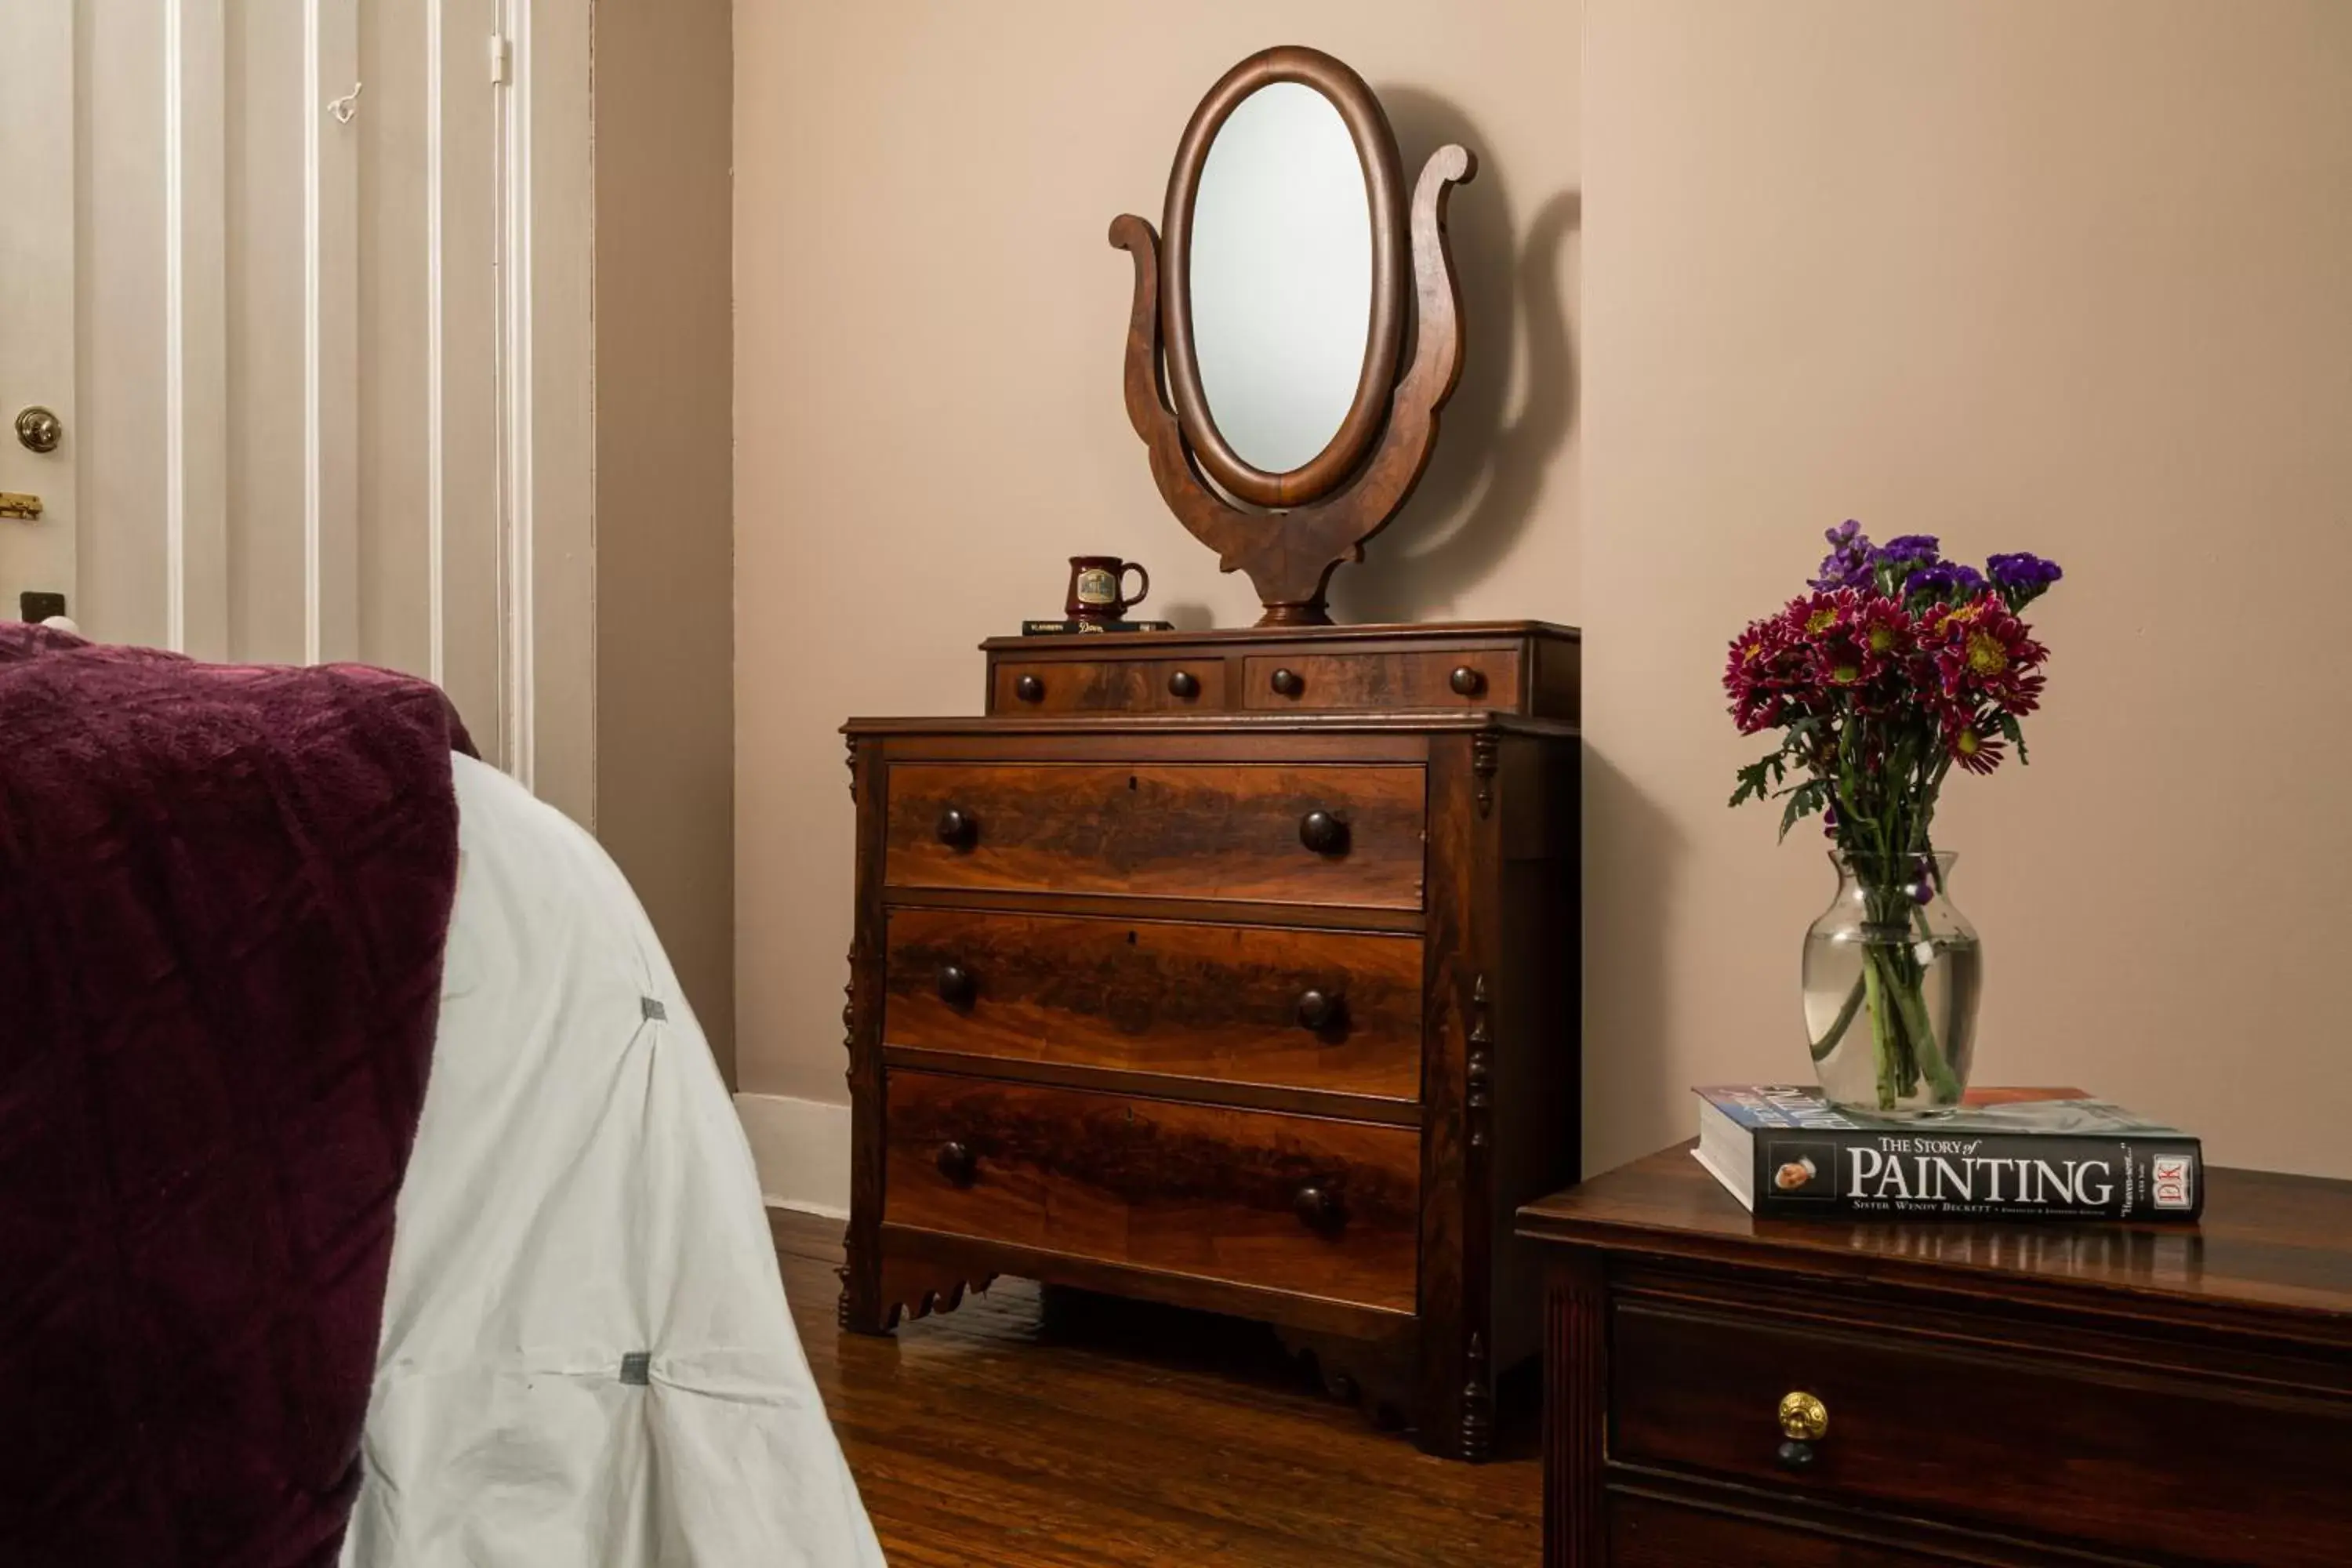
1694,1083,2204,1221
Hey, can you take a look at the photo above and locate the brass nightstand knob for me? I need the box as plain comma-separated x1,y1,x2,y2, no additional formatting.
1776,1390,1828,1472
1778,1390,1828,1441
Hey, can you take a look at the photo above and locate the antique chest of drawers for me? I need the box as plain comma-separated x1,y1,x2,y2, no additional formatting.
1521,1145,2352,1566
840,621,1581,1458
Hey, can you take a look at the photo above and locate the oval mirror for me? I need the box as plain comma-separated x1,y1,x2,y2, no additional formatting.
1189,84,1370,477
1160,50,1408,510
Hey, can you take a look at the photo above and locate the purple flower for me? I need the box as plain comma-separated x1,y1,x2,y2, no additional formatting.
1987,551,2063,608
1809,519,1875,591
1904,562,1987,600
1872,534,1942,572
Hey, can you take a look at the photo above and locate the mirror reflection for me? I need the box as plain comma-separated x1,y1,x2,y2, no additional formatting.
1189,82,1373,478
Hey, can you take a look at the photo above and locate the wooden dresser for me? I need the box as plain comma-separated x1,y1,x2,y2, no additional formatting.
839,621,1581,1459
1521,1144,2352,1566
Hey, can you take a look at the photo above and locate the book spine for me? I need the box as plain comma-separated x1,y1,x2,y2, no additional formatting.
1750,1130,2205,1221
1018,619,1176,635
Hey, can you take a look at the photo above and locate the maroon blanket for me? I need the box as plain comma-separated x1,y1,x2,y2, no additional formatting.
0,625,473,1567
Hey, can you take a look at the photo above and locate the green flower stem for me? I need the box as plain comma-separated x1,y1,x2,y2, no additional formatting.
1809,975,1867,1062
1882,947,1964,1104
1863,956,1900,1109
1860,942,1962,1108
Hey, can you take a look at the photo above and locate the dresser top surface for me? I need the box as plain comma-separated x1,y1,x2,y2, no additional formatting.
1519,1142,2352,1341
843,710,1581,739
978,619,1581,654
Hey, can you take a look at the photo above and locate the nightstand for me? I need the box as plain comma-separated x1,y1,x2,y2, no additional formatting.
1519,1142,2352,1566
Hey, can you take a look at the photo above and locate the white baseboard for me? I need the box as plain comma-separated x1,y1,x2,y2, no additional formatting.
734,1091,852,1218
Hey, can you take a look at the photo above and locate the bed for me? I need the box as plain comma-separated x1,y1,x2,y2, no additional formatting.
341,753,884,1566
0,626,882,1567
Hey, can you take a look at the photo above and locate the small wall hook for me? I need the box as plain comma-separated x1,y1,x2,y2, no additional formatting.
328,82,363,124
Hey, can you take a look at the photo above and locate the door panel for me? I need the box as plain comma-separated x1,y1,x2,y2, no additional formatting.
0,0,77,620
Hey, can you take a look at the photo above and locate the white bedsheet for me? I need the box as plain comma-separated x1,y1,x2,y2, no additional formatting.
339,753,884,1567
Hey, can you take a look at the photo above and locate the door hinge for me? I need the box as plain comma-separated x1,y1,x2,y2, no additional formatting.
489,33,512,85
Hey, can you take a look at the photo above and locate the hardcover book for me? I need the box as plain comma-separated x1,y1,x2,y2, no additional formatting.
1694,1084,2203,1221
1020,619,1177,635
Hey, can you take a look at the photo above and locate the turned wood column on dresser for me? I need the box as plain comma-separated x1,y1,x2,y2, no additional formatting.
840,622,1581,1459
1520,1144,2352,1566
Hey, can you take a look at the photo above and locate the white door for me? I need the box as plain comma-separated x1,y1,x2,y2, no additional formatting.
7,1,591,822
0,0,77,622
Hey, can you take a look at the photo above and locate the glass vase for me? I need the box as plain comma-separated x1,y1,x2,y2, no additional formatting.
1801,850,1982,1114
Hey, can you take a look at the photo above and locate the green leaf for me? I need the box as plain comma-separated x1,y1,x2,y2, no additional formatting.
1777,778,1831,842
1997,710,2031,765
1729,757,1774,809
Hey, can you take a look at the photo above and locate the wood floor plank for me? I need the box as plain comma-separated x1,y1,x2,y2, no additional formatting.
769,1207,1541,1566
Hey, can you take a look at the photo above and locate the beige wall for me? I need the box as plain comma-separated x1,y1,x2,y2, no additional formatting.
1584,1,2352,1178
595,0,737,1079
735,0,2352,1179
734,2,1582,1105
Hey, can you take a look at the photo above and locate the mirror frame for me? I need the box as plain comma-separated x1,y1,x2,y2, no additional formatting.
1112,45,1476,626
1160,51,1407,510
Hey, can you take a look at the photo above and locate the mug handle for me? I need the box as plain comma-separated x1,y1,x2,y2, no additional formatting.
1120,562,1150,611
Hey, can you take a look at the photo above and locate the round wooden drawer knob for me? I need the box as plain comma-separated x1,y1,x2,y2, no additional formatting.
935,806,977,848
1293,1184,1343,1232
1270,667,1305,698
1167,670,1200,699
936,1141,978,1187
936,961,976,1007
1449,665,1485,697
1014,673,1045,702
1295,989,1345,1033
1298,809,1349,855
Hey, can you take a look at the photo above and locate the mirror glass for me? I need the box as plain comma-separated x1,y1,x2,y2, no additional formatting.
1189,82,1372,477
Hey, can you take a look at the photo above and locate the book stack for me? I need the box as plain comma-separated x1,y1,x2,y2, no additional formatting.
1693,1084,2203,1221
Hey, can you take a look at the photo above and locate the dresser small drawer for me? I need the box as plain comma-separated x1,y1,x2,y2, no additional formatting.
884,909,1421,1101
991,657,1222,713
1611,1294,2352,1568
883,762,1426,910
1242,650,1519,712
883,1071,1421,1312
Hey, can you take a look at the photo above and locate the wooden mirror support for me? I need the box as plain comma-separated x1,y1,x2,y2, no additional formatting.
1112,46,1476,627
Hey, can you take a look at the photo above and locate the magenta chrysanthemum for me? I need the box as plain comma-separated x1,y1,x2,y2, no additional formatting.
1944,710,2007,775
1723,615,1813,735
1931,595,2048,714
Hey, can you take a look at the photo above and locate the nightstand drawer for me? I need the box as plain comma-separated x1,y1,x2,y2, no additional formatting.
991,657,1223,713
882,762,1425,909
1242,650,1519,711
1609,1494,1959,1567
883,909,1422,1102
882,1071,1421,1312
1611,1294,2352,1568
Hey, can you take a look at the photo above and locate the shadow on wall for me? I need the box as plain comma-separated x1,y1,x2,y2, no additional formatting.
1581,748,1686,1177
1329,87,1581,626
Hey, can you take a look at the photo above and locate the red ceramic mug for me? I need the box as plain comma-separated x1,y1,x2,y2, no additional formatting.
1065,556,1149,624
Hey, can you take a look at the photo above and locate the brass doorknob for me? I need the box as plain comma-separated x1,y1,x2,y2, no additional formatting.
15,407,62,455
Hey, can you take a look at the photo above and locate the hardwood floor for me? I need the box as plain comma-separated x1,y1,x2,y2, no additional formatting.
769,1208,1541,1566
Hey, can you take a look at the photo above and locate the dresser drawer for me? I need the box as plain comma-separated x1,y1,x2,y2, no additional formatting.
883,762,1425,910
883,1072,1421,1312
1611,1294,2352,1567
884,909,1422,1102
1242,650,1519,712
992,657,1223,713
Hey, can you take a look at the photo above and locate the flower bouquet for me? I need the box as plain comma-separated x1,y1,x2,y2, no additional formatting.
1724,522,2062,1112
